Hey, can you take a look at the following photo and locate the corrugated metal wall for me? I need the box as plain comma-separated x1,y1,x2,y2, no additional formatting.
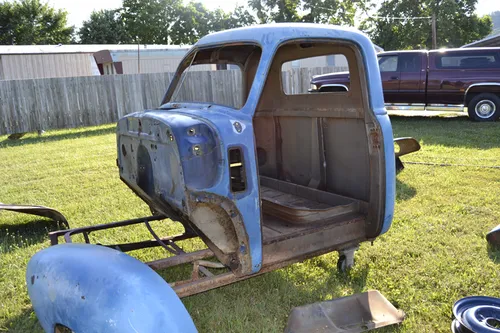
121,56,183,74
281,55,348,71
120,57,214,74
0,54,97,80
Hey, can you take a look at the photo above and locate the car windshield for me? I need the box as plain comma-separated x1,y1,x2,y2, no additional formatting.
169,44,262,109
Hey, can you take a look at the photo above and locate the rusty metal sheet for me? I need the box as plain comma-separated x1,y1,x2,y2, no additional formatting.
285,290,405,333
0,203,69,227
394,137,421,158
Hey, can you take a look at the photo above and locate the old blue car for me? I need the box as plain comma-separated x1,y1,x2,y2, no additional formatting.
26,23,401,332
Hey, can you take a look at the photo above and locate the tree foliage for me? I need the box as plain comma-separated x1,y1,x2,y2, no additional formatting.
362,0,492,50
79,9,132,44
81,0,255,45
121,0,182,44
170,3,255,44
0,0,73,45
247,0,372,26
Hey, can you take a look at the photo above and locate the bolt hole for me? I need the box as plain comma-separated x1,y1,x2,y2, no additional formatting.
167,130,174,142
121,144,127,157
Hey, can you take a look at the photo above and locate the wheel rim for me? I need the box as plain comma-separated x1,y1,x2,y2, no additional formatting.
453,296,500,333
475,100,496,119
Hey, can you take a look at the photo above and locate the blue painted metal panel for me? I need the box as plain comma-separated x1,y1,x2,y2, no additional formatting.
354,26,396,235
138,108,263,273
377,113,396,235
26,244,197,333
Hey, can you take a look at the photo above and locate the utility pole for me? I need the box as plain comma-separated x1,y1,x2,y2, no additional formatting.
432,13,437,49
137,42,141,74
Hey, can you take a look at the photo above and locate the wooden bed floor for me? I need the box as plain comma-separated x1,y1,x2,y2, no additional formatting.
261,212,365,244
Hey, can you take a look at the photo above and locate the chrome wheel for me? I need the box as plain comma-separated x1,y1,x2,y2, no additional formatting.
475,100,496,119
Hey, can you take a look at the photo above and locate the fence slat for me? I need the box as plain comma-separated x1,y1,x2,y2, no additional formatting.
0,66,346,135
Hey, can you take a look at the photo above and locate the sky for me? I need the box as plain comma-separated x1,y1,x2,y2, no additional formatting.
46,0,500,29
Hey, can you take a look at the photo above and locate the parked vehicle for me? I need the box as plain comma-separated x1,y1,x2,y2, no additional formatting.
25,24,417,332
310,48,500,121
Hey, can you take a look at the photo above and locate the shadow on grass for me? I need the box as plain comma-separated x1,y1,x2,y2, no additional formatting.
0,218,65,252
390,115,500,150
396,178,416,201
0,126,115,148
181,259,372,332
2,307,43,333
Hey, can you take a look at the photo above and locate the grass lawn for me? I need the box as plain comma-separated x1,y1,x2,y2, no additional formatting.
1,115,499,332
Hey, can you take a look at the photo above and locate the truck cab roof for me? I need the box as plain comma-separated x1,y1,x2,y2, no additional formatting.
195,23,373,50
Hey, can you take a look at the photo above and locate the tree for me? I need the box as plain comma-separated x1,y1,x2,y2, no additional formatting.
121,0,183,44
170,3,256,44
0,0,73,45
78,9,132,44
247,0,372,26
120,0,255,45
0,2,15,44
362,0,492,50
169,2,213,44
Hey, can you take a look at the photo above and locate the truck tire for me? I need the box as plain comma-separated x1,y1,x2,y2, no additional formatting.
467,93,500,122
26,243,197,333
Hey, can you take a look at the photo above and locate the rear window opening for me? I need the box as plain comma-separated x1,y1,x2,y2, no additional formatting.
281,53,349,95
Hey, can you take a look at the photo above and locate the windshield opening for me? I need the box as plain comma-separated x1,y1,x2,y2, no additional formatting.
168,44,262,109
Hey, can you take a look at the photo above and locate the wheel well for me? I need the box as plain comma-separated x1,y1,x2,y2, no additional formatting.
465,86,500,105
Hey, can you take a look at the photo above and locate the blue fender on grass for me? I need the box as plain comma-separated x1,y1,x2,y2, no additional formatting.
26,243,197,333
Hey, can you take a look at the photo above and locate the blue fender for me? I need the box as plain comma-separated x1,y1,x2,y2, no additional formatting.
26,244,197,333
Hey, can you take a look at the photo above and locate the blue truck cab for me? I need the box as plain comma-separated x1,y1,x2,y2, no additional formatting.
117,23,395,275
26,24,397,332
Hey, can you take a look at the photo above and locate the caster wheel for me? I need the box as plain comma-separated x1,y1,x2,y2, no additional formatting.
337,254,354,273
337,246,358,273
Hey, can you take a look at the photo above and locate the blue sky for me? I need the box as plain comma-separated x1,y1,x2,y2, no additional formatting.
47,0,499,29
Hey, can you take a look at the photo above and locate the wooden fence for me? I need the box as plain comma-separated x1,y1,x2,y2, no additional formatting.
0,66,346,135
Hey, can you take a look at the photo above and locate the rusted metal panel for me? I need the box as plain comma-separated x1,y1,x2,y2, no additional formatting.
394,137,421,158
0,203,69,227
285,290,405,333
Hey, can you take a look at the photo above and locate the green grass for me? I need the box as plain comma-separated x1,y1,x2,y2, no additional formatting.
1,115,499,332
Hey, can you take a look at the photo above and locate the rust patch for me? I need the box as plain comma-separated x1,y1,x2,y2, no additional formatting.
370,128,381,150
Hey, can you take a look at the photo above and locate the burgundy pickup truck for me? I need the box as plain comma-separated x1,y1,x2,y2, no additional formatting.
310,48,500,121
